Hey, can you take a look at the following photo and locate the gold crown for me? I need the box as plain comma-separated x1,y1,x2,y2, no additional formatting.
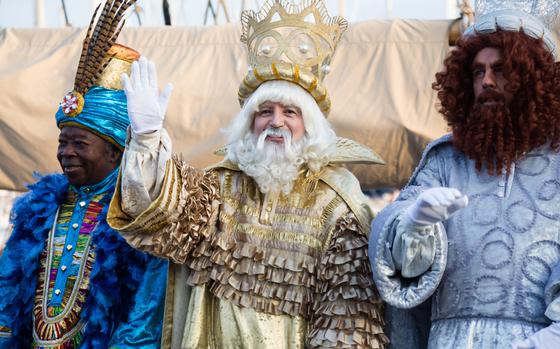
238,0,347,116
96,43,140,90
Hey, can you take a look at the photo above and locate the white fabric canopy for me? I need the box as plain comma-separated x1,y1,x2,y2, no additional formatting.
1,21,556,191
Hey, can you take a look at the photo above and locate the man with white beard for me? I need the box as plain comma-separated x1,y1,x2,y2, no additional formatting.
107,1,388,348
228,82,336,196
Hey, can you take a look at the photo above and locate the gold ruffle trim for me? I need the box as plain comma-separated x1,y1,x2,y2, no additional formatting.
186,232,318,317
185,210,387,348
151,156,220,264
308,213,388,348
126,160,388,347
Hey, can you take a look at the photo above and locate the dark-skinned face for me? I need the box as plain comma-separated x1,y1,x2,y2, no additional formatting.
57,126,121,187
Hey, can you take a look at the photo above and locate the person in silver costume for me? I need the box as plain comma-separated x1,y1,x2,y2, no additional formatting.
369,1,560,348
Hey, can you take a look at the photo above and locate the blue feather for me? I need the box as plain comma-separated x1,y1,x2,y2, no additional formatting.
0,173,164,348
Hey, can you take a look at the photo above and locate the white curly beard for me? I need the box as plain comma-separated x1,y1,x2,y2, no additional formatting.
230,128,305,194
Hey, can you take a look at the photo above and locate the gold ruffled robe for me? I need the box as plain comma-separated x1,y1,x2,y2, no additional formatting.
107,130,388,349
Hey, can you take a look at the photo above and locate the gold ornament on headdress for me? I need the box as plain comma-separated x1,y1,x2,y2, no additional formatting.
238,0,347,116
60,0,138,117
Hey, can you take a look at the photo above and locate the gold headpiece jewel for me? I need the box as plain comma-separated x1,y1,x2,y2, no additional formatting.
61,0,137,117
238,0,347,116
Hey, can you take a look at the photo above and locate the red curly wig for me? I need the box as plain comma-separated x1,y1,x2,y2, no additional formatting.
433,30,560,175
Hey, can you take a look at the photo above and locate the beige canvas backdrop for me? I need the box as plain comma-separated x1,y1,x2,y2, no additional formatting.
2,21,556,191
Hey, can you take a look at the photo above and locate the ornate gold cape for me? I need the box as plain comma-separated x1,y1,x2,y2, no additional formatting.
108,149,387,348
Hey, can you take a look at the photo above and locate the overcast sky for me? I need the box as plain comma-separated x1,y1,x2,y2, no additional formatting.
0,0,461,28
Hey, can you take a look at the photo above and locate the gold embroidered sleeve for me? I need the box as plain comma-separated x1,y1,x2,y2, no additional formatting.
307,212,389,349
108,155,220,264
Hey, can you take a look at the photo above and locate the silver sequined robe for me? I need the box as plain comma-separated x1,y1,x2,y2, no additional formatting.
370,134,560,349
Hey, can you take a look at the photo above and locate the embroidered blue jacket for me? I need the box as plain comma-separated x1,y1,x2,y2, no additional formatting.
0,172,168,348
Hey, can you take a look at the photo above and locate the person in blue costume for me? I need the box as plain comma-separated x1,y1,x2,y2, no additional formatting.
0,1,168,348
369,0,560,348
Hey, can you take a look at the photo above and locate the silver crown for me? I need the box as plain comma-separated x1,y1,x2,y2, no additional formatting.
463,0,560,58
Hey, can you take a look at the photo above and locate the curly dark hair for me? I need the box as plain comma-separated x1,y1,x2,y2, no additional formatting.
433,30,560,175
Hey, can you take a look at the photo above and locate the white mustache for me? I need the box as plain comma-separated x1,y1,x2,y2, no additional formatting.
266,128,287,137
256,128,293,150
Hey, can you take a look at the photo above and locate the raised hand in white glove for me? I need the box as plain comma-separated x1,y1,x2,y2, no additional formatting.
405,187,469,227
513,323,560,349
121,56,173,135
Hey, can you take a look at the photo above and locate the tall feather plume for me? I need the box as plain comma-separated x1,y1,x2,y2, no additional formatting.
74,4,101,93
72,0,137,94
76,0,113,93
88,0,136,88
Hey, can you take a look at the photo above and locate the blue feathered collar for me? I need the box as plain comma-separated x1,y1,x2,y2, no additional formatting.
0,173,148,348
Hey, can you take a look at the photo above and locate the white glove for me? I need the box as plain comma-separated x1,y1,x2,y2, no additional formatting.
513,323,560,349
121,56,173,135
405,187,468,227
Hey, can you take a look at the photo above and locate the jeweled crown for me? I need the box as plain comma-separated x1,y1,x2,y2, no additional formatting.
238,0,347,116
464,0,560,57
476,0,560,30
241,0,347,81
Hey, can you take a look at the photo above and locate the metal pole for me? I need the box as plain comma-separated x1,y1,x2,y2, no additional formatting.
338,0,345,18
163,0,172,25
60,0,71,27
35,0,46,28
134,3,143,26
204,0,217,25
386,0,393,19
218,0,230,23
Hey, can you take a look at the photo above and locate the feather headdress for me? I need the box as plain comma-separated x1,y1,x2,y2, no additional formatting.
56,0,138,149
61,0,137,117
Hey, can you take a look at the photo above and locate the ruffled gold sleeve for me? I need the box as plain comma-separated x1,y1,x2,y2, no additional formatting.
307,213,389,349
108,155,220,264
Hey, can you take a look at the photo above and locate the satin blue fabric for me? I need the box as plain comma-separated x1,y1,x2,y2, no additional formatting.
51,168,120,307
108,258,168,348
56,86,129,148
